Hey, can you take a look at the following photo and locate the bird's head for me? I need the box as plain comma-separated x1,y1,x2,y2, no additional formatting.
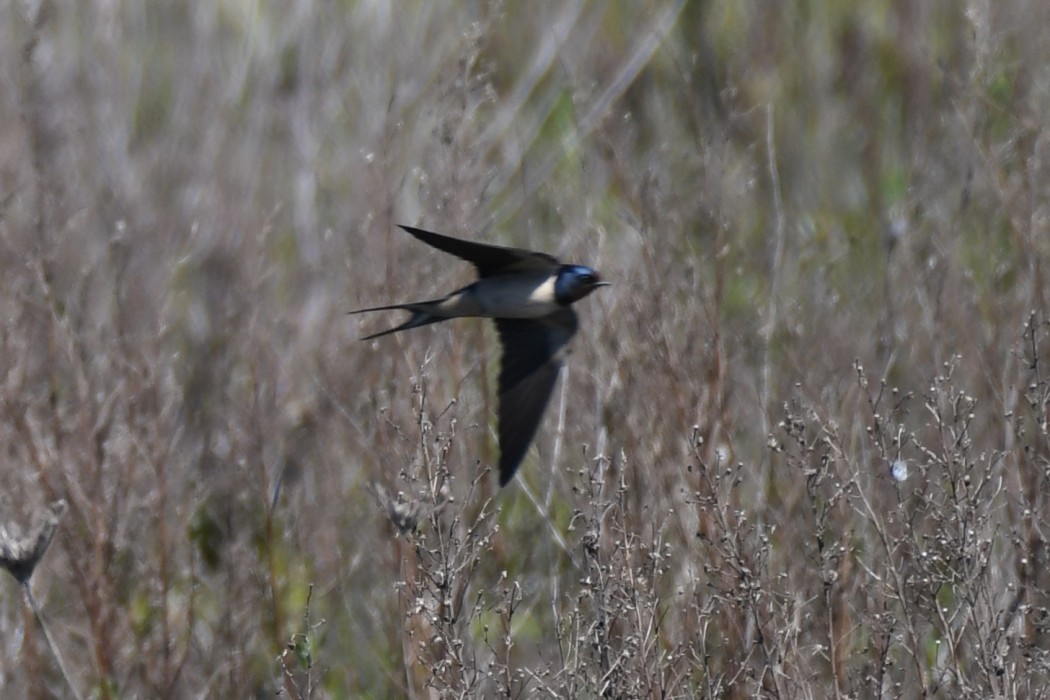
555,265,610,305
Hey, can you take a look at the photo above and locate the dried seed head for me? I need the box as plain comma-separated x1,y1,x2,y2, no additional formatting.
0,500,67,584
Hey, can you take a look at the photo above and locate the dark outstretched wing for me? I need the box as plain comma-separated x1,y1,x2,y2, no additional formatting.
399,225,560,277
494,307,578,485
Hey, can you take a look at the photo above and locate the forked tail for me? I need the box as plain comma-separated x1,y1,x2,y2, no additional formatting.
349,300,445,340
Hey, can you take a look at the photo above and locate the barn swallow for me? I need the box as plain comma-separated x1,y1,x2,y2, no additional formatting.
352,225,608,486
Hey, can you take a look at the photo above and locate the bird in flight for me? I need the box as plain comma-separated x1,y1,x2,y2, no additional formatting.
353,225,608,486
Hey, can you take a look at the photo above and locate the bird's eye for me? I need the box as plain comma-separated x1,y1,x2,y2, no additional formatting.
579,274,594,284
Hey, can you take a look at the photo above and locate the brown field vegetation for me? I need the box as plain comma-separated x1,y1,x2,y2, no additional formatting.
1,1,1049,697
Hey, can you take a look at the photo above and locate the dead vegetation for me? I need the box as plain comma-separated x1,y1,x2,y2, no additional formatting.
1,0,1048,697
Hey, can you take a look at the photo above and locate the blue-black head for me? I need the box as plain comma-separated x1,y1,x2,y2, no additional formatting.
555,265,609,305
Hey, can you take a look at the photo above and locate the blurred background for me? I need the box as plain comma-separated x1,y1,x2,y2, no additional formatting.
1,0,1048,697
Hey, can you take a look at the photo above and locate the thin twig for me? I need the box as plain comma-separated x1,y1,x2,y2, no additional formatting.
23,583,83,700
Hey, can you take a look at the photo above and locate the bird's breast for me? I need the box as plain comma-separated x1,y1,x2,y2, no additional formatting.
470,275,562,318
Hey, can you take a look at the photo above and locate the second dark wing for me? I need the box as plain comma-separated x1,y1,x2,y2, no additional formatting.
494,307,579,485
399,225,560,277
